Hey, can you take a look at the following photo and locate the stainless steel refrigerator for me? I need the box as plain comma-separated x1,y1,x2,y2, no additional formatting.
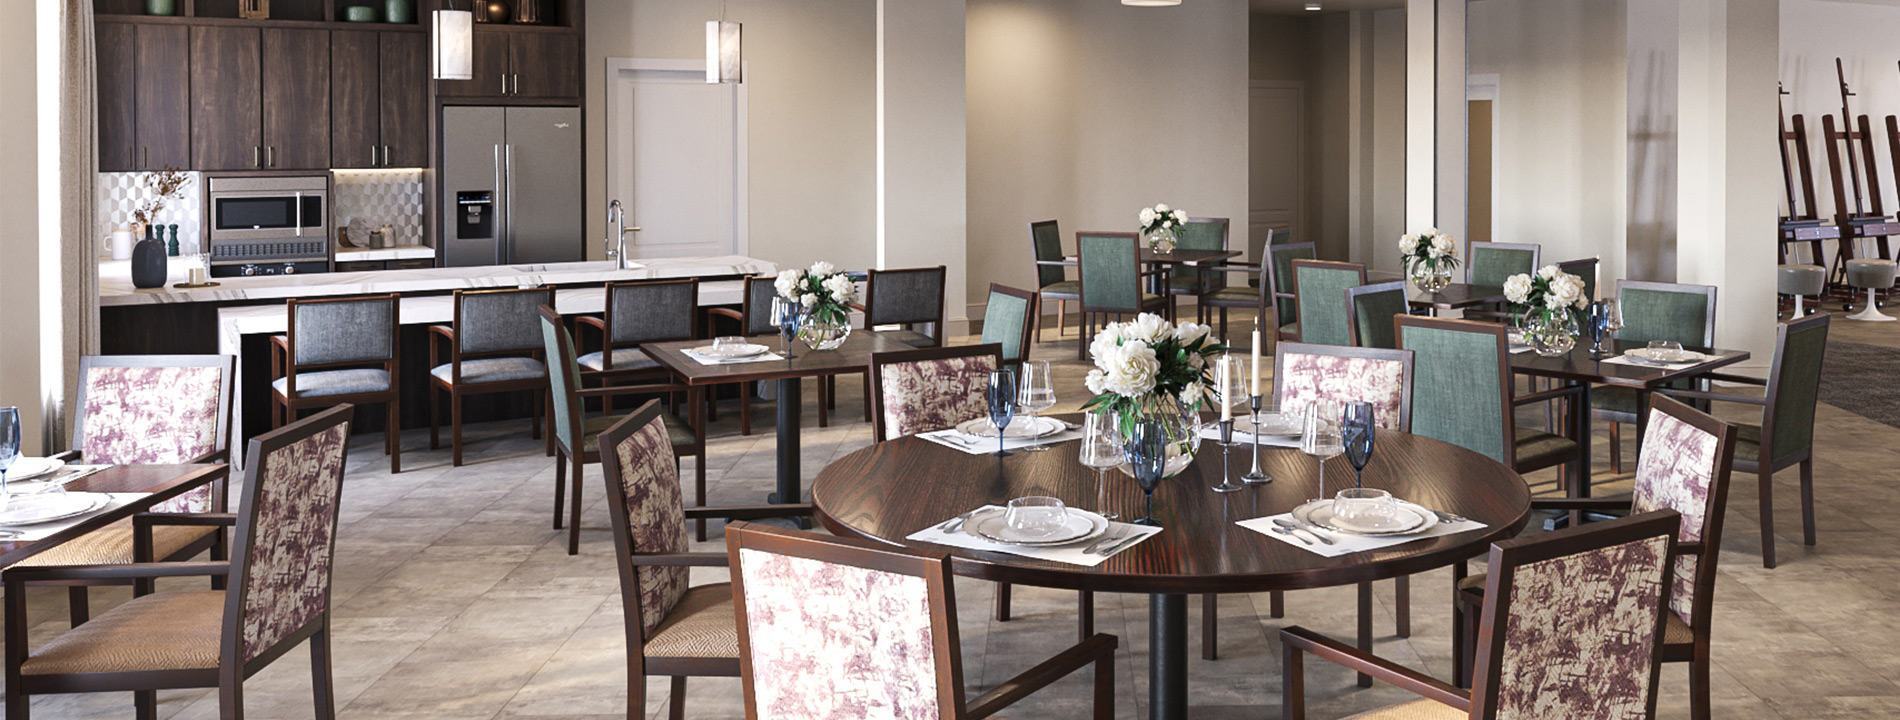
441,106,584,266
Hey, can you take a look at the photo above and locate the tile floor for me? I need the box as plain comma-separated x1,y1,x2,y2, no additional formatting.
10,313,1900,719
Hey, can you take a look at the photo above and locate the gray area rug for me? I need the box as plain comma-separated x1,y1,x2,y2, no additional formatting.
1817,340,1900,429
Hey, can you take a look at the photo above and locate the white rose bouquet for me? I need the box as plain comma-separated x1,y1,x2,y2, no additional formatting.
774,261,857,326
1081,313,1224,418
1398,228,1460,273
1139,203,1190,237
1503,264,1590,331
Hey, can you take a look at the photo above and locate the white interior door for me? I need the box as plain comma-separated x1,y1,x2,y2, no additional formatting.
1249,84,1304,258
606,59,748,259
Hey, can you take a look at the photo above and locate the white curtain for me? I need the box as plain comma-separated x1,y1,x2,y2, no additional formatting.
49,0,97,452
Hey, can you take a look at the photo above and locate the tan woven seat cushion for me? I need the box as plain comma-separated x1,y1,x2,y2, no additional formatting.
1341,698,1464,719
643,583,737,659
23,590,223,675
14,521,218,567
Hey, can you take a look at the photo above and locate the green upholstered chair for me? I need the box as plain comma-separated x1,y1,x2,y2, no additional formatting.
1290,259,1366,347
1029,220,1080,342
1164,216,1229,300
1076,231,1171,360
1658,312,1830,569
979,283,1038,367
1395,316,1583,484
1593,280,1718,473
1346,280,1409,350
1268,242,1318,341
1464,242,1541,321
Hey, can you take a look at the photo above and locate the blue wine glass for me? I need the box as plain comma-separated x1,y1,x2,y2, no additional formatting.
1341,401,1376,490
1123,419,1169,526
771,297,801,359
0,407,19,503
986,369,1017,457
1589,301,1611,356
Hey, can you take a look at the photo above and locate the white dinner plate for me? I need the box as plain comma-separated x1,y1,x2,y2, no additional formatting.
684,343,772,359
967,508,1109,547
0,492,110,526
1623,347,1706,364
956,416,1064,440
3,458,64,482
1292,499,1439,537
1237,413,1302,437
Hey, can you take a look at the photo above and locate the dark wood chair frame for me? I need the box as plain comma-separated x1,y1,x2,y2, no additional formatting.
1344,280,1411,349
1282,510,1680,720
836,265,952,428
1452,394,1736,718
982,283,1040,368
1165,216,1230,303
1599,279,1720,474
725,521,1117,720
5,404,355,720
1289,258,1367,345
1201,245,1277,346
269,294,403,473
1267,241,1318,342
865,343,1005,445
1656,311,1829,570
427,287,556,467
1075,231,1173,361
704,275,782,436
596,402,814,720
573,278,701,417
540,306,709,552
1029,219,1080,342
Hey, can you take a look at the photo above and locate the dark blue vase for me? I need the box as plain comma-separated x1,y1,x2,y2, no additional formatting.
131,236,168,289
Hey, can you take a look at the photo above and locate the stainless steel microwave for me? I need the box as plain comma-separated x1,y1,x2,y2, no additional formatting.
207,175,328,243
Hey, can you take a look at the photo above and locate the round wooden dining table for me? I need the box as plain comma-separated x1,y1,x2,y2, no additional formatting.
812,414,1533,720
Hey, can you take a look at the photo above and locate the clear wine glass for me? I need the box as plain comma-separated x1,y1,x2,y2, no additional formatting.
1077,412,1122,520
1122,418,1169,526
770,297,801,359
1299,402,1344,502
1341,401,1376,490
0,407,19,509
1017,360,1057,452
1603,298,1623,338
986,369,1017,457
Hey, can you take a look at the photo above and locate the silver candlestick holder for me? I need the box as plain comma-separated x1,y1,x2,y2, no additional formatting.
1243,394,1271,484
1212,417,1243,493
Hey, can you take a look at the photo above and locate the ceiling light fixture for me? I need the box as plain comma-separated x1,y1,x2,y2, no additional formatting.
1305,2,1323,10
1122,0,1184,6
707,0,743,84
431,0,473,81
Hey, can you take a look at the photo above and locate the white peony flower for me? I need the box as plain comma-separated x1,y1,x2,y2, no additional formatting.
1128,313,1172,344
800,293,817,308
1161,219,1173,229
808,261,837,277
1503,274,1533,304
1085,368,1109,395
1173,321,1210,347
822,274,855,303
1173,210,1188,223
1178,381,1206,408
1537,264,1560,281
1430,234,1456,258
1089,323,1126,362
1154,203,1171,213
775,269,804,299
1139,208,1157,226
1399,234,1418,256
1098,341,1160,398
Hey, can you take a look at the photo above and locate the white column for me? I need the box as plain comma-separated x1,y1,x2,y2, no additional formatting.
877,0,969,333
1434,0,1467,244
1404,0,1466,241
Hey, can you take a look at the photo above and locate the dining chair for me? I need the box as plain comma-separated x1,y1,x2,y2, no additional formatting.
428,287,555,466
1076,231,1172,360
1197,259,1270,346
1464,241,1541,321
1029,220,1081,342
574,278,699,416
1244,226,1291,289
1281,510,1680,720
978,283,1038,368
541,306,707,551
725,521,1118,720
1290,259,1367,347
12,354,236,628
1346,280,1410,350
595,401,813,720
836,265,950,426
1452,395,1737,718
5,404,354,720
269,294,402,473
867,344,1003,444
705,275,782,436
1555,256,1601,303
1657,312,1831,569
1594,280,1718,474
1267,240,1317,341
1165,216,1229,305
1395,316,1585,490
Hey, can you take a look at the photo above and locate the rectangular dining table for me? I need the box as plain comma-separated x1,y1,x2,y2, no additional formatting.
1407,283,1509,313
0,464,229,568
642,331,922,508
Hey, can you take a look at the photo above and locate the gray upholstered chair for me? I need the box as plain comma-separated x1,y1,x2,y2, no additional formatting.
1464,241,1541,321
726,522,1117,720
1290,259,1366,347
574,279,699,416
428,287,555,466
864,265,948,349
1076,231,1171,360
1165,216,1229,303
270,294,402,473
5,404,353,720
1593,280,1717,474
1346,280,1409,350
979,283,1038,368
1029,220,1081,342
1657,312,1830,569
1267,240,1316,341
1282,510,1681,720
705,275,782,436
1396,316,1584,489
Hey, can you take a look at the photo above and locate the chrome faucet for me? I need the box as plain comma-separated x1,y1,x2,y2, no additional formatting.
605,199,625,264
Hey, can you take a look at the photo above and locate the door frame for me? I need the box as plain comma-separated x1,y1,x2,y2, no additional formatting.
1466,74,1499,246
1249,80,1306,253
604,57,750,258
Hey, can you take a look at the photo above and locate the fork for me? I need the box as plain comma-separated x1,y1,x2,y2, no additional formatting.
1271,525,1313,545
937,509,983,532
1430,509,1469,524
1083,529,1131,554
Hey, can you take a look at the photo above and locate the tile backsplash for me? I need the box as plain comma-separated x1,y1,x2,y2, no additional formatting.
333,169,426,247
97,171,205,254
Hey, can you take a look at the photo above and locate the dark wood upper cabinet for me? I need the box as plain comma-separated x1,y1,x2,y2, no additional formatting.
510,32,580,99
379,32,428,167
189,25,263,171
435,30,509,99
135,24,191,171
260,28,331,170
96,23,137,173
330,30,381,169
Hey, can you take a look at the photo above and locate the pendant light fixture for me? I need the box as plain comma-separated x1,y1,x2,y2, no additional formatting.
1122,0,1182,6
707,0,742,84
433,0,473,81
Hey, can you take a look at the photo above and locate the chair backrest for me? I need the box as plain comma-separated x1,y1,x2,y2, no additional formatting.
287,294,398,367
1761,311,1832,463
1172,217,1229,288
1291,259,1366,347
596,400,691,644
866,266,947,345
1267,241,1317,328
979,283,1038,366
1346,280,1409,350
1555,257,1600,304
727,521,965,720
455,286,556,355
1030,220,1066,289
1272,342,1414,432
1396,316,1514,464
73,354,235,469
223,404,352,671
868,344,1004,443
1615,280,1717,348
606,278,699,346
537,306,584,453
741,275,780,337
1630,395,1738,632
1466,242,1541,287
1468,511,1679,720
1077,231,1144,313
1246,226,1290,287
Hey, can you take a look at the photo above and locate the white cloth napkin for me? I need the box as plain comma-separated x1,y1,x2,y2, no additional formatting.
1602,353,1707,371
918,424,1082,455
1238,510,1487,558
1,493,149,542
906,506,1161,567
1197,425,1302,448
682,351,786,366
6,465,109,494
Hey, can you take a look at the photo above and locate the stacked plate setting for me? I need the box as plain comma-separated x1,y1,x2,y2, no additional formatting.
954,416,1065,440
1291,499,1442,537
963,507,1110,547
682,342,773,360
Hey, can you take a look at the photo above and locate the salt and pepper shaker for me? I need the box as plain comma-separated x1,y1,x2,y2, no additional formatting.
166,225,180,257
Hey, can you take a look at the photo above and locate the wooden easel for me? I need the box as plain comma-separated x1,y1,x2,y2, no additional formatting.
1820,60,1900,298
1780,84,1838,269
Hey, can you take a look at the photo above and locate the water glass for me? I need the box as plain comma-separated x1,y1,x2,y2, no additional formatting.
1004,496,1069,539
0,407,18,507
1341,401,1376,489
1333,487,1401,529
1299,403,1343,501
986,369,1017,457
1078,412,1122,520
1017,360,1057,451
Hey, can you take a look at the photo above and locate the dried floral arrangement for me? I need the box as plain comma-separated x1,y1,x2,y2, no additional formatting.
131,167,191,228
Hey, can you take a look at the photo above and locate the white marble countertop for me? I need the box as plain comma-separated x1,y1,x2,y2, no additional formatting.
99,255,776,307
334,246,436,262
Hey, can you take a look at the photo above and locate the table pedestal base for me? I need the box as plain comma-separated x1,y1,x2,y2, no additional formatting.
1150,593,1188,720
767,377,811,528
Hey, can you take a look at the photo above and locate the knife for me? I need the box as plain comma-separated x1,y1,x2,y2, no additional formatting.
1274,517,1334,545
1095,531,1147,556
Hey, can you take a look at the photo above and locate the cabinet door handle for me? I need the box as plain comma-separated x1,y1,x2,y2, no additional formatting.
502,72,509,95
384,145,392,166
142,147,148,169
253,146,261,168
267,146,275,167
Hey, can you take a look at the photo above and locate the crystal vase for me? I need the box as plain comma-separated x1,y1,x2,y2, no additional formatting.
1146,227,1178,255
1407,258,1453,293
1521,308,1580,358
797,310,852,351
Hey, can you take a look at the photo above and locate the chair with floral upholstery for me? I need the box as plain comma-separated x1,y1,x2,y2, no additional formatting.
867,344,1003,443
1451,395,1737,718
428,287,555,466
1281,510,1680,720
4,404,354,720
726,521,1118,720
596,400,813,720
9,354,236,628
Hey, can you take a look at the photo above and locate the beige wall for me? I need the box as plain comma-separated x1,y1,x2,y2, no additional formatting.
966,0,1250,312
0,4,41,455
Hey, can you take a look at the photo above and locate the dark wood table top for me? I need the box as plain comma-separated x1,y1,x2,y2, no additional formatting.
641,331,920,386
814,415,1532,595
0,464,229,568
1060,248,1244,267
1509,341,1750,388
1406,283,1508,309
